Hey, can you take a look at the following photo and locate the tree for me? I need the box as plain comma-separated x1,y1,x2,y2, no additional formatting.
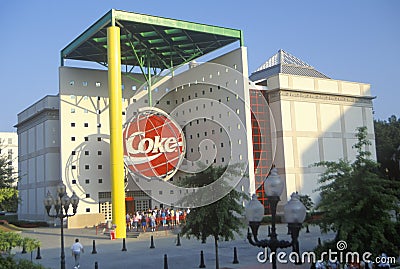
0,143,19,212
0,231,45,269
374,115,400,181
313,126,400,256
179,165,248,269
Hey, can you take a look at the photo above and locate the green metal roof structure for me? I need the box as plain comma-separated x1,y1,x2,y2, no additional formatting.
61,9,244,71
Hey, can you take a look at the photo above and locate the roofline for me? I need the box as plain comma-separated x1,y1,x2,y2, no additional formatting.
60,9,244,65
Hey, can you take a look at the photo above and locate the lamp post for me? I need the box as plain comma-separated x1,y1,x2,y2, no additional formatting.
43,182,79,269
245,168,306,269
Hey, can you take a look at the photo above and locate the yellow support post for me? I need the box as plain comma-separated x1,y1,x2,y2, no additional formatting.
107,26,126,239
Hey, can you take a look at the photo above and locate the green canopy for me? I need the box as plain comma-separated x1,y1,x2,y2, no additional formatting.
61,9,243,70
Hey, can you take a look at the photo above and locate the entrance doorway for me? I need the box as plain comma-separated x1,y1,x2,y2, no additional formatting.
125,197,135,214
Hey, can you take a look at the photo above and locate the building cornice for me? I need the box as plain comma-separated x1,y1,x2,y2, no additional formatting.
267,88,375,106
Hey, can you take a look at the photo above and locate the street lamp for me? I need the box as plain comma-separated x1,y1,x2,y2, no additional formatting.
43,182,79,269
245,167,306,269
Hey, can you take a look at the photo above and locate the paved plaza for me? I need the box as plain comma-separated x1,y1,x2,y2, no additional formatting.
12,223,334,269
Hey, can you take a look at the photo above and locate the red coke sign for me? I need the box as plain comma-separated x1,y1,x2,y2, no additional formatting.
123,107,185,180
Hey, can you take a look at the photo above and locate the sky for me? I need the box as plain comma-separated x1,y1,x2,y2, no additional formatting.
0,0,399,132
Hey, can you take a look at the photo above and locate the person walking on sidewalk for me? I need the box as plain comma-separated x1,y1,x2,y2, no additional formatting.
71,238,84,269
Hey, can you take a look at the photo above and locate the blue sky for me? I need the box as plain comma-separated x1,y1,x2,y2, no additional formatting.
0,0,399,131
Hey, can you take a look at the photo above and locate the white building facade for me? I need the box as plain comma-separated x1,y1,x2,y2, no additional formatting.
0,131,18,186
250,50,375,206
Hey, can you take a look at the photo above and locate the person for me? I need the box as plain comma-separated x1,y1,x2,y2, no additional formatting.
126,213,131,231
71,238,84,269
377,253,390,269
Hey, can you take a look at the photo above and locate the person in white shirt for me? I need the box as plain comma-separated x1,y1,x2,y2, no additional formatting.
71,238,84,269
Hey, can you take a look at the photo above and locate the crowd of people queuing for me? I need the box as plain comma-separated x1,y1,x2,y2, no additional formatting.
125,207,190,232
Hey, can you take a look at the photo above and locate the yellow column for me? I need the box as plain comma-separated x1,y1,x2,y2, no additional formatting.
107,26,126,239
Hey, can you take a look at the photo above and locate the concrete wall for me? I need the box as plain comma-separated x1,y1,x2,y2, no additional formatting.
17,95,60,220
266,74,375,204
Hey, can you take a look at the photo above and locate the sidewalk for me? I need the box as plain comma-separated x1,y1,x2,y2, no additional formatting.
14,224,328,269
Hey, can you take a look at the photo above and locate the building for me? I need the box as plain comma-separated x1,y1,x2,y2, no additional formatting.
250,49,375,207
0,131,18,186
15,96,60,220
17,10,254,229
16,11,376,227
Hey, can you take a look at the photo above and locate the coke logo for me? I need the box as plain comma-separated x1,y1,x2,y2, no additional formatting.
126,133,179,154
123,108,185,180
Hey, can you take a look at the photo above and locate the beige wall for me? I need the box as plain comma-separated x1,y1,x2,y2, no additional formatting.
267,74,375,204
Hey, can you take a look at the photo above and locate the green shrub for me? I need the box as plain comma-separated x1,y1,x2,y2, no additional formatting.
0,231,40,253
0,255,49,269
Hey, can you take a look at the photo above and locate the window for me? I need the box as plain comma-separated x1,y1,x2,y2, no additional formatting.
98,151,102,155
70,95,76,99
8,138,12,144
71,137,76,141
82,81,88,87
85,193,90,198
84,109,88,113
98,178,103,183
222,157,225,162
97,123,101,128
72,165,76,170
71,108,75,113
95,82,101,87
85,151,89,156
159,191,163,195
84,123,89,127
166,101,170,105
97,137,101,142
221,143,224,148
85,165,89,170
72,151,76,155
71,123,75,127
85,179,90,184
86,208,90,212
204,132,207,136
72,180,76,184
69,81,75,86
98,165,103,170
84,137,89,141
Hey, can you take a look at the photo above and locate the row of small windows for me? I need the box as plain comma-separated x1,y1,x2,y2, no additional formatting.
72,150,103,156
69,81,102,87
71,122,102,128
71,178,103,184
187,125,240,139
71,137,103,142
71,164,103,170
70,108,125,116
166,94,239,106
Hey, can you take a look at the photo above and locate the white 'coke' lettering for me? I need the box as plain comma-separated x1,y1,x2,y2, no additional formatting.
126,132,179,155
